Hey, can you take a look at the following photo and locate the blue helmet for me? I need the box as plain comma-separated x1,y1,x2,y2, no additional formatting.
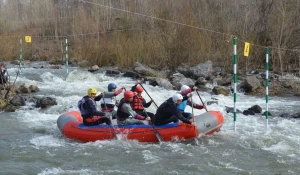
108,83,117,92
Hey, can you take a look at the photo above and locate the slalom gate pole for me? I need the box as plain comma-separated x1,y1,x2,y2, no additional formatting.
191,96,199,145
65,36,69,73
233,36,237,131
19,36,23,72
265,47,269,128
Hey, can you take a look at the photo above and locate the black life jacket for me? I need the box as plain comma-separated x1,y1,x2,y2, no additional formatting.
116,98,130,120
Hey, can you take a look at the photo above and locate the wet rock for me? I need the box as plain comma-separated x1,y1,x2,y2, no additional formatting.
105,70,120,76
206,100,218,105
36,97,57,108
4,104,19,112
88,65,99,72
10,95,26,106
262,111,272,116
292,113,300,119
134,62,156,76
123,71,141,78
243,110,255,116
225,106,242,113
169,73,194,90
19,84,31,93
153,78,173,90
190,60,213,78
212,77,225,86
248,105,262,113
195,77,206,86
279,113,292,118
29,85,39,93
212,86,229,96
176,64,195,78
239,76,262,93
0,99,7,110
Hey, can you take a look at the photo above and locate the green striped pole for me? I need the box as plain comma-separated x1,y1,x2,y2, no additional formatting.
233,36,237,131
65,36,69,73
265,47,269,128
19,36,23,72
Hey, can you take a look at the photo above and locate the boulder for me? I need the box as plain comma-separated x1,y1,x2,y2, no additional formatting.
88,65,99,72
10,95,26,106
36,97,57,108
148,77,173,90
262,111,272,116
123,71,141,78
29,85,39,93
4,104,19,112
243,110,255,116
105,69,121,76
134,62,156,76
212,86,229,96
248,105,262,113
190,60,213,78
239,76,262,93
170,73,194,90
225,106,242,113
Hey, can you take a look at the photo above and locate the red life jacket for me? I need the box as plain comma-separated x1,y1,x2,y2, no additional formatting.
132,95,144,111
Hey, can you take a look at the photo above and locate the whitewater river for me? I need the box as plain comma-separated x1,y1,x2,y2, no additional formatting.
1,62,300,175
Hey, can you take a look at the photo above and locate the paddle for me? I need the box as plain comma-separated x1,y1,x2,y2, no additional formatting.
196,90,208,112
139,83,158,108
135,95,163,143
191,96,199,145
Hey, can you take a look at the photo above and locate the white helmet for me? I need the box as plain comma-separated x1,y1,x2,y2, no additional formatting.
172,94,183,103
180,85,190,92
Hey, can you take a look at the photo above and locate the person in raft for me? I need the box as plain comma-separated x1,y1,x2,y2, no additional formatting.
130,80,155,119
78,88,111,126
152,93,196,126
95,83,125,113
116,90,151,125
177,85,206,119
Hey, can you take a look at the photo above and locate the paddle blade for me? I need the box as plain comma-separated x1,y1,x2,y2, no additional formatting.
194,137,199,145
154,129,164,143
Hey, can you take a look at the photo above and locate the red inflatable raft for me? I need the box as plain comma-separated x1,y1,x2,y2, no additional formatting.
57,111,224,143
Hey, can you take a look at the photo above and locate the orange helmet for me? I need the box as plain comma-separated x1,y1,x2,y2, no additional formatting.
124,90,134,101
135,86,143,93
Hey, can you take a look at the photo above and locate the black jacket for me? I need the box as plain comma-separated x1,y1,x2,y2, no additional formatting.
153,97,191,124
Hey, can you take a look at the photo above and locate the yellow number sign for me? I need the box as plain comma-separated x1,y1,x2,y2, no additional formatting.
25,36,31,43
244,42,250,57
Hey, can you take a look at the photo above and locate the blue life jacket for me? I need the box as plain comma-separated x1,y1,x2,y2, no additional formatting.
177,100,187,111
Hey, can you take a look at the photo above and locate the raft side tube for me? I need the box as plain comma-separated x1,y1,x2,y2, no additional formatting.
194,111,224,135
57,113,80,132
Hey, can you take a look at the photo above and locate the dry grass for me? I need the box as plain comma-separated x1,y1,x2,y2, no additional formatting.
0,0,299,75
